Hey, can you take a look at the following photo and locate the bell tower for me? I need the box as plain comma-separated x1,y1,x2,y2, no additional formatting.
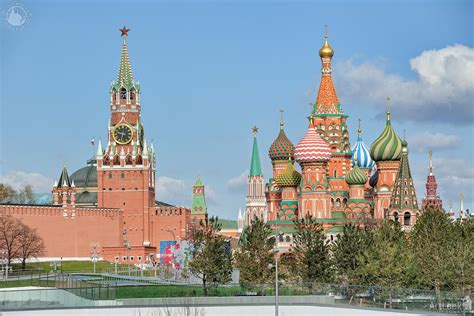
97,27,156,247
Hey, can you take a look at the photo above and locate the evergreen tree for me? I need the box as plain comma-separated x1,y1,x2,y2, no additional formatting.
450,220,473,294
359,220,409,307
189,216,232,295
411,208,454,299
235,218,274,288
332,224,371,286
291,214,331,290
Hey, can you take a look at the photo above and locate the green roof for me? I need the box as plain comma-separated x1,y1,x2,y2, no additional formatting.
250,136,263,176
191,176,207,215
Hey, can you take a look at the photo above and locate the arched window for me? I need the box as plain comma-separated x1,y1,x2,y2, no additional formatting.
285,236,290,243
336,199,341,208
333,169,337,177
393,212,399,222
404,212,411,226
120,88,127,100
279,235,284,242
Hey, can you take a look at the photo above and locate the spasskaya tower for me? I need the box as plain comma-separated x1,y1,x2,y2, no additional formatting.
96,27,156,248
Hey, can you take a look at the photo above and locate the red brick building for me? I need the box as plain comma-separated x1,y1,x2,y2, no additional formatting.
0,27,200,264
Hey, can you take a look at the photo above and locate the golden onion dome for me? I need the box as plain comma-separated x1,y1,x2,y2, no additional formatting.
319,35,334,58
276,160,302,188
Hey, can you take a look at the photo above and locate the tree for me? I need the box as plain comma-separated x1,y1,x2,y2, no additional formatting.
0,184,17,204
17,223,45,269
449,220,474,294
16,185,35,204
291,214,332,290
411,208,454,302
0,215,23,265
359,220,409,308
0,183,36,204
332,224,371,286
235,218,274,288
189,216,232,295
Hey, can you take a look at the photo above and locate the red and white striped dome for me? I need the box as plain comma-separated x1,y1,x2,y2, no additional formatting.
294,122,331,163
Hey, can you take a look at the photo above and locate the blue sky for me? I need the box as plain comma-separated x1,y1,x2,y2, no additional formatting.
1,0,473,219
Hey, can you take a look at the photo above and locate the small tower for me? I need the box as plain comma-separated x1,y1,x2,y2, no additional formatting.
245,126,267,225
266,110,295,222
344,156,372,226
294,116,332,219
448,200,456,222
421,150,443,211
275,159,301,221
52,165,72,205
388,140,419,229
370,97,403,220
190,176,208,224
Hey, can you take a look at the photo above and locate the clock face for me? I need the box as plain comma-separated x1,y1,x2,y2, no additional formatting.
113,124,133,144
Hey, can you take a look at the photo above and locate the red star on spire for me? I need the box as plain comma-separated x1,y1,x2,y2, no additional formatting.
120,26,130,37
252,126,259,135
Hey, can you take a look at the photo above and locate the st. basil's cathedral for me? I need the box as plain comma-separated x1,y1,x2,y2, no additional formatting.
239,31,459,243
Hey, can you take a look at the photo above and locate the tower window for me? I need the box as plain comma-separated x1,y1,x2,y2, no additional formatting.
120,88,127,100
109,173,112,179
404,212,411,226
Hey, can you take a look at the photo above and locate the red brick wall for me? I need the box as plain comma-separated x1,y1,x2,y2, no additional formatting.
0,204,122,258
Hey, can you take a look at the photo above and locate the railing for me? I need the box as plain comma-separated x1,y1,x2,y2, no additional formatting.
0,276,471,314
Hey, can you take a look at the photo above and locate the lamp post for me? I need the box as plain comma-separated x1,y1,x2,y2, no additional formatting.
0,249,8,280
123,229,131,276
90,242,100,274
268,225,283,316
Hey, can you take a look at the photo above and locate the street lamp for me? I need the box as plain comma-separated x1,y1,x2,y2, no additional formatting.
268,225,283,316
90,242,100,274
0,249,8,280
123,229,132,276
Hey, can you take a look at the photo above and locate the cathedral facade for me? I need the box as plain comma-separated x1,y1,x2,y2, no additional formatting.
242,32,426,242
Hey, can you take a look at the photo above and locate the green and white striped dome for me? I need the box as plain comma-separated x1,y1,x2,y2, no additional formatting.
370,112,402,162
345,167,368,185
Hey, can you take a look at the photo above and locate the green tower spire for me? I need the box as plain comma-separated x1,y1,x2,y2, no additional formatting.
191,175,207,215
116,26,135,90
250,126,263,176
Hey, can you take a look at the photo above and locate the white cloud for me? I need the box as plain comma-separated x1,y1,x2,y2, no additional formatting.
409,132,461,152
226,170,248,192
0,171,54,193
334,45,474,124
155,176,190,206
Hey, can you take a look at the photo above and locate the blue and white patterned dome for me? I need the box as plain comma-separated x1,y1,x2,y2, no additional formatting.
351,129,375,169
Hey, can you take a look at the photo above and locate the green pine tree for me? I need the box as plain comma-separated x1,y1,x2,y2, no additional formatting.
450,220,474,294
331,224,371,286
235,218,274,289
359,220,409,308
291,214,332,290
189,216,233,295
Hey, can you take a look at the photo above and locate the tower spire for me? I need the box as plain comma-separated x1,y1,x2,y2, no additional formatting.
279,109,284,130
428,149,433,176
250,126,263,176
386,96,391,122
117,26,134,88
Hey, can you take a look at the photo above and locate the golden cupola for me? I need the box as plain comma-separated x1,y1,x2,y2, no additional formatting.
319,34,334,59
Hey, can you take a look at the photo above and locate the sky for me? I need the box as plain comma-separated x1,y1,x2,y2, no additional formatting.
1,0,473,220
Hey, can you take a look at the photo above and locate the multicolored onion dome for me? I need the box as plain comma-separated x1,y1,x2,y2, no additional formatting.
345,167,368,185
276,160,302,187
352,132,375,169
269,129,295,161
369,113,402,162
294,119,332,163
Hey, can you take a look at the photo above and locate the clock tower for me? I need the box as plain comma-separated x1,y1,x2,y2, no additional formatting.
97,27,156,248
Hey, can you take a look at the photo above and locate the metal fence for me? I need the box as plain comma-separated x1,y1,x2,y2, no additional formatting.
0,274,471,314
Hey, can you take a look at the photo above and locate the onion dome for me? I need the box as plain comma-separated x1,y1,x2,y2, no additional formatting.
319,33,334,59
369,97,403,162
351,122,375,169
345,167,368,186
269,113,295,161
294,117,332,163
276,160,302,187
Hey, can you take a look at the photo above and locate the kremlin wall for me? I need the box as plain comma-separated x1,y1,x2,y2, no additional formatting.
1,27,464,263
